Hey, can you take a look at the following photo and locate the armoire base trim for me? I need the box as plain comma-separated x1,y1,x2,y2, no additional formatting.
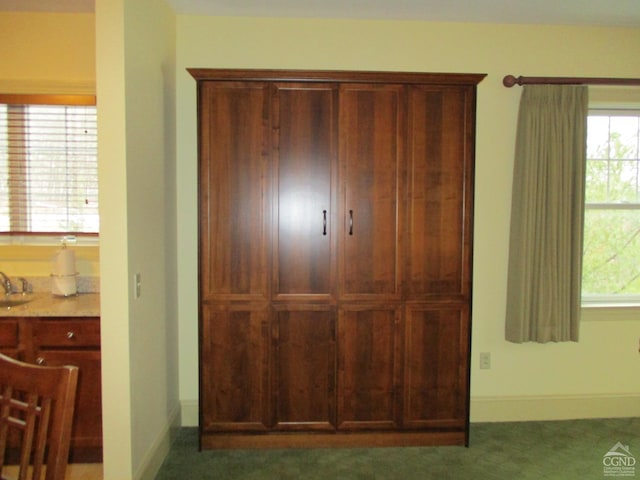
200,431,467,450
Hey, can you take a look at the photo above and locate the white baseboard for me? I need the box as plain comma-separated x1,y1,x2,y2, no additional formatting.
180,399,199,427
135,402,182,480
179,395,640,428
471,394,640,423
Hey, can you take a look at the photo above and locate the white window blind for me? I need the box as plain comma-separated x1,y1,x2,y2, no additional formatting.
0,95,98,235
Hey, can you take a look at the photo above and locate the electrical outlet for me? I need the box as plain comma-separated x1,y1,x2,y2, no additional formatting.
479,352,491,370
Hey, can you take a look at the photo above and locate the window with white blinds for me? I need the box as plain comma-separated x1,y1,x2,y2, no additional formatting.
0,95,98,235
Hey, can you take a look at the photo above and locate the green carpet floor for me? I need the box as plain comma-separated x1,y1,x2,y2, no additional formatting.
155,418,638,479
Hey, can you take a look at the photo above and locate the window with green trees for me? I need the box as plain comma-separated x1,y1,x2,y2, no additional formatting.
583,110,640,303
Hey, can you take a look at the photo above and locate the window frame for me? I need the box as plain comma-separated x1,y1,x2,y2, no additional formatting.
0,94,98,244
582,107,640,307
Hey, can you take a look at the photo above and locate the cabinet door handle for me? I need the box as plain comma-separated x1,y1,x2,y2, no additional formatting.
67,331,76,339
323,210,327,236
349,210,353,236
36,357,45,365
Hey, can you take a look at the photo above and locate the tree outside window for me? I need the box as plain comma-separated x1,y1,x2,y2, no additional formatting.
583,110,640,302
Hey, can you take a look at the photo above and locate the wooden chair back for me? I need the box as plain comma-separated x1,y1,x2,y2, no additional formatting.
0,353,78,480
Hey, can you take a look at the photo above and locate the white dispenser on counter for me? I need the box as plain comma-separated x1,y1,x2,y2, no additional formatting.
51,246,78,296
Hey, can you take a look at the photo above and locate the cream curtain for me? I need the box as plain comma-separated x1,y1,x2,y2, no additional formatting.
505,85,588,343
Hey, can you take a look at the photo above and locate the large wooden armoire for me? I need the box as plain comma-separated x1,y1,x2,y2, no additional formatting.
190,69,485,449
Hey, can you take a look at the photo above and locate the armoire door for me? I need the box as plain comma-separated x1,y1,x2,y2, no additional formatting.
403,85,475,433
403,305,470,428
199,81,271,432
337,306,402,430
338,84,404,301
200,305,270,432
199,81,270,303
271,83,339,429
272,83,337,301
272,306,336,431
406,85,475,301
336,84,405,432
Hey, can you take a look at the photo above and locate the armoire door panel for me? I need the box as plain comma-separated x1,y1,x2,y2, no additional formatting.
404,305,469,428
272,306,336,430
407,86,474,299
200,305,270,432
199,81,270,302
337,306,402,430
272,84,337,299
339,85,403,300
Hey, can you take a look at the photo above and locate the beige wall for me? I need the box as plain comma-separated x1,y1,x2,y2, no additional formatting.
96,0,177,479
95,2,132,477
0,12,95,94
175,16,640,423
120,1,178,477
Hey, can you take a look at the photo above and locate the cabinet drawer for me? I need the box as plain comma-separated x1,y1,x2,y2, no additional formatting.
32,318,100,348
0,320,19,347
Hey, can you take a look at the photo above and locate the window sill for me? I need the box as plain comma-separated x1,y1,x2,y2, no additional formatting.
0,235,98,247
582,302,640,309
581,302,639,322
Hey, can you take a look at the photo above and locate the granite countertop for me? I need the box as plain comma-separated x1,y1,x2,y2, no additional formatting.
0,292,100,317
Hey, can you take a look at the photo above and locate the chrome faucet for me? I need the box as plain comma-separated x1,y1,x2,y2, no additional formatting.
0,272,12,295
16,277,31,294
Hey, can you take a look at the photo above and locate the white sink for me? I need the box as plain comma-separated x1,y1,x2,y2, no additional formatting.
0,295,33,309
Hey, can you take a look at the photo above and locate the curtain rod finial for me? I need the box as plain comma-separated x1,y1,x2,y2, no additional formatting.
503,75,519,87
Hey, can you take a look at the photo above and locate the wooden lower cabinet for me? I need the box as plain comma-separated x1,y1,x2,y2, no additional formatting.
0,319,20,359
0,317,102,462
272,306,336,431
200,304,469,448
200,305,270,432
404,305,470,429
337,306,402,431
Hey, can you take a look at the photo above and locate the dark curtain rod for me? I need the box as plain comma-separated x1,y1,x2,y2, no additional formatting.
503,74,640,88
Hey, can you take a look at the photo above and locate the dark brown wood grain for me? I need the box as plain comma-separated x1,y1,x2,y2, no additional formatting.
195,69,483,449
404,305,470,428
339,84,403,300
30,318,102,461
33,349,102,454
0,353,78,480
0,317,102,462
188,68,485,86
406,85,475,299
199,82,270,302
200,306,270,432
337,306,402,430
272,306,336,430
0,320,19,359
272,83,337,299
